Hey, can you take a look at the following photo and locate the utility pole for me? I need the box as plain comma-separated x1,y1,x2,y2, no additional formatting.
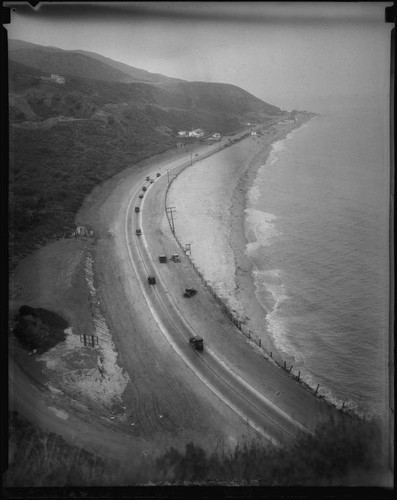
165,206,176,234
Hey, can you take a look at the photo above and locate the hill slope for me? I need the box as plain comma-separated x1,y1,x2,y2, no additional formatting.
9,39,182,84
8,40,286,266
74,49,183,84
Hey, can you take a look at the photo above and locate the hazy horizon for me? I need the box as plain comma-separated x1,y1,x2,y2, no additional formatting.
5,1,393,113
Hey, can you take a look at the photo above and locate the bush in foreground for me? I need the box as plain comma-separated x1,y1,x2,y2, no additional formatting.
5,412,384,487
155,414,383,486
13,305,68,353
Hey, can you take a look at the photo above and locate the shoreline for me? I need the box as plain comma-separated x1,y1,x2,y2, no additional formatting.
229,114,315,364
166,113,364,415
167,113,315,366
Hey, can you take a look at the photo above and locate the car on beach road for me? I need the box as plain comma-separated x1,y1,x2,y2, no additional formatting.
184,288,197,298
139,194,144,198
156,173,161,177
146,176,150,181
150,179,154,183
189,336,204,351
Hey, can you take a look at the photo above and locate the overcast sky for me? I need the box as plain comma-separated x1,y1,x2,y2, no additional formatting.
5,1,393,112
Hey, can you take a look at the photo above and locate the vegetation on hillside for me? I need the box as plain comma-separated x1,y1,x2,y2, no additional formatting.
5,412,122,487
12,305,69,353
8,99,175,268
5,412,383,487
8,53,284,268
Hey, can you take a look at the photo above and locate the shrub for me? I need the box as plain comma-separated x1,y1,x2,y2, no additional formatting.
13,306,68,353
154,416,383,485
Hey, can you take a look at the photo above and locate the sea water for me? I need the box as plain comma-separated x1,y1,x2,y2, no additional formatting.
245,104,390,417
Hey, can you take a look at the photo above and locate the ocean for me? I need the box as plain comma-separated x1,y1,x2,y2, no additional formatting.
245,104,390,417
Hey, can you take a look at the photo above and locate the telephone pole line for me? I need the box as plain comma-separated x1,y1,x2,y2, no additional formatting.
165,206,176,234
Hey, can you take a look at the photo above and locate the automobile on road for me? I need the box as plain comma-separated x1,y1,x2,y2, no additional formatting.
184,288,197,298
189,336,204,351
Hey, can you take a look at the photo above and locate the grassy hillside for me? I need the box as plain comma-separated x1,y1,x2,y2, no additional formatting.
6,412,383,486
8,43,285,268
9,39,180,84
74,49,183,84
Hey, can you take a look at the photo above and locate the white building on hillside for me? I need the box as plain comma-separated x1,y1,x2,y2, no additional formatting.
51,74,65,84
188,128,204,138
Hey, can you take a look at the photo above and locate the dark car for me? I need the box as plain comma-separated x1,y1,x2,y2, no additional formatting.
135,207,140,213
189,336,204,351
157,173,161,177
139,194,144,199
184,288,197,298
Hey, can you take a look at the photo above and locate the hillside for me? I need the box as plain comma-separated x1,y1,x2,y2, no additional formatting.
74,49,183,84
9,39,182,84
8,40,286,267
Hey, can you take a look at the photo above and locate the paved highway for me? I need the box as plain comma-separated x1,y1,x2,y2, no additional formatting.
123,143,336,446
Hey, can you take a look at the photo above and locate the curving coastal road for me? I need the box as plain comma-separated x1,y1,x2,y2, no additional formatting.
122,141,336,446
9,130,337,467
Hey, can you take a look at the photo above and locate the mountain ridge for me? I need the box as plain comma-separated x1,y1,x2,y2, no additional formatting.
9,39,184,84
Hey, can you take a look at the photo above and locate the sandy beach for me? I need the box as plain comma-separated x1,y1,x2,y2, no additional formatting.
168,114,314,364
